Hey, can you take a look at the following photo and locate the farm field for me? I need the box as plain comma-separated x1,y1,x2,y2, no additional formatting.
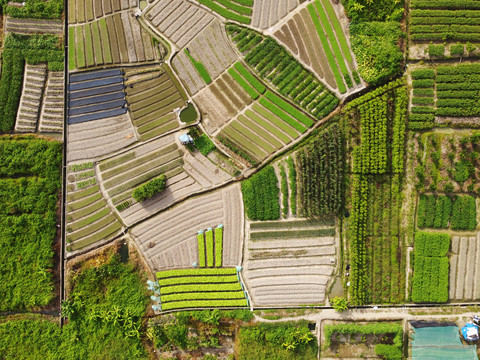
125,65,188,141
144,0,214,49
252,0,299,29
39,70,64,133
98,134,231,226
227,24,339,120
68,0,138,23
131,183,243,271
172,20,237,95
68,12,159,70
449,234,480,301
274,1,363,95
5,18,63,35
65,162,123,255
243,219,338,306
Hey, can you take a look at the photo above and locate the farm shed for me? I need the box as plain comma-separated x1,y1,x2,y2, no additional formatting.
411,322,478,359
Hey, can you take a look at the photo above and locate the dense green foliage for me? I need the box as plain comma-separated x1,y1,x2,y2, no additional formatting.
412,255,449,303
238,322,317,359
350,22,404,85
343,0,404,22
198,0,251,24
132,175,166,202
0,34,63,132
296,124,344,217
227,25,338,120
241,166,280,220
286,157,297,215
193,134,216,156
0,137,61,311
184,49,212,84
279,165,288,218
414,232,450,257
4,0,63,19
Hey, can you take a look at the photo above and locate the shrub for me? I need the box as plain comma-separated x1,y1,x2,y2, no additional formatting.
450,43,465,56
132,175,166,202
194,134,216,156
428,44,445,57
331,297,348,312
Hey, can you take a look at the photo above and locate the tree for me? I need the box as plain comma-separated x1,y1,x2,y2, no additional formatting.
331,297,349,312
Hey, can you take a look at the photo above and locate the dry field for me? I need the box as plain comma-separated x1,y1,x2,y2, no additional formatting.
131,183,243,271
68,0,138,24
144,0,214,49
39,71,64,133
252,0,299,29
193,70,252,134
172,20,237,95
98,134,232,226
5,18,63,35
243,219,338,306
449,234,480,301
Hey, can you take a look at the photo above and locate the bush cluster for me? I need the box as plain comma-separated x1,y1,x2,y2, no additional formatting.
132,175,166,202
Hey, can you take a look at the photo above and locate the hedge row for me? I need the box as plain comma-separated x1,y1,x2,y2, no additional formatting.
324,323,402,348
414,232,450,257
286,157,297,215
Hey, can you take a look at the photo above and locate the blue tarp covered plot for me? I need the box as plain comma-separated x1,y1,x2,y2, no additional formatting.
68,69,127,125
412,325,478,360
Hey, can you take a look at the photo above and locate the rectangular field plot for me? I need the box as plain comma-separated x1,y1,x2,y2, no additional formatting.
172,19,237,95
449,235,480,301
273,2,362,95
243,219,338,306
125,65,187,141
131,183,244,271
69,12,159,70
66,162,122,255
69,0,139,23
227,24,339,120
156,267,248,311
252,0,299,29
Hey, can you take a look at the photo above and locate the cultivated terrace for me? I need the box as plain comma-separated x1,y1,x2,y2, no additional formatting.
1,0,480,359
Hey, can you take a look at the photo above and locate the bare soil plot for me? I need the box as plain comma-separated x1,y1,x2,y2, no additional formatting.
5,18,63,35
131,183,243,271
15,64,47,133
252,0,299,29
69,11,159,70
145,0,214,49
67,113,137,162
66,163,123,257
449,234,480,301
68,0,139,24
193,71,251,134
172,19,238,95
125,65,187,141
39,70,64,133
98,134,232,226
243,219,338,306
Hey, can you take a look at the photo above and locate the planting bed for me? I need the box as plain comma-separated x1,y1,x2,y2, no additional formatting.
274,1,362,95
68,12,159,70
156,268,248,311
68,69,127,124
252,0,299,29
125,65,187,141
66,162,123,255
195,0,253,25
449,234,480,301
227,24,339,120
131,183,243,271
145,0,214,49
39,70,64,133
15,64,47,133
98,134,231,226
68,0,139,24
172,20,237,95
5,18,63,35
243,219,337,306
193,70,252,133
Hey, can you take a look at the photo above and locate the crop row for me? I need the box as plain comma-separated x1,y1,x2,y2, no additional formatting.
249,228,335,240
414,232,450,257
324,323,403,348
161,298,248,311
412,1,480,10
160,282,242,295
215,227,223,267
198,0,251,24
156,267,237,279
206,229,214,268
228,67,259,99
258,98,306,133
227,25,338,120
392,87,407,173
197,233,206,267
451,195,477,231
296,124,344,217
161,290,246,303
417,194,452,229
185,49,212,84
158,274,239,287
286,157,297,215
233,62,266,93
241,166,280,221
411,256,449,303
279,165,288,218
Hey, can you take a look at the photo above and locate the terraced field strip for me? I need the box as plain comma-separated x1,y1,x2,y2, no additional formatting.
410,1,480,43
126,66,187,140
228,25,339,119
68,0,139,23
69,12,158,70
193,70,252,132
66,162,122,255
172,19,237,95
145,0,214,49
197,0,253,24
39,71,64,133
449,235,480,301
68,69,127,124
5,18,63,34
15,64,47,133
131,183,243,270
156,267,248,311
244,219,337,306
252,0,299,29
